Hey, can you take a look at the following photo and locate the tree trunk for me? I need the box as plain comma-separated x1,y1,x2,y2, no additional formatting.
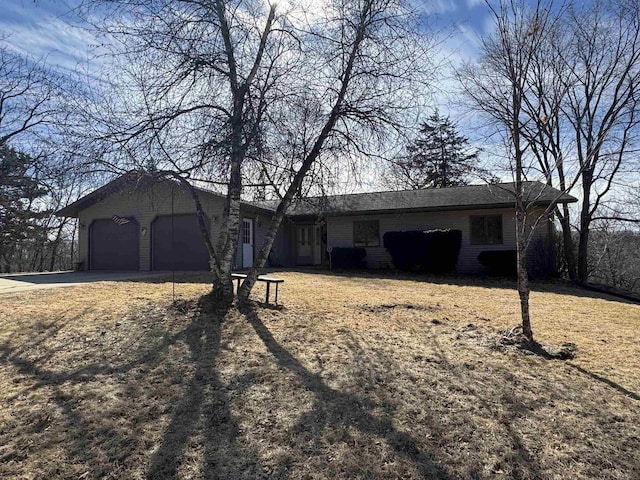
577,176,593,282
511,69,532,341
577,225,590,283
516,216,533,341
155,170,227,296
70,219,77,270
238,201,289,302
557,204,577,281
237,0,372,302
49,221,67,271
216,152,243,303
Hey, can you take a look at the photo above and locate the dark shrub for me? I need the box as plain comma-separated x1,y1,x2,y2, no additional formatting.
478,250,517,277
383,229,462,273
331,247,367,269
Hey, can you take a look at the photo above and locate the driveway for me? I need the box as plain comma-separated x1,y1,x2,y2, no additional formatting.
0,271,171,294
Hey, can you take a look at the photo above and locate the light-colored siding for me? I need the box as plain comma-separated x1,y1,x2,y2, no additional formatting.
78,183,226,271
76,179,553,274
78,182,292,271
326,207,551,274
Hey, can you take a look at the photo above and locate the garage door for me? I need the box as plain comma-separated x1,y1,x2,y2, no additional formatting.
89,217,140,270
151,214,210,271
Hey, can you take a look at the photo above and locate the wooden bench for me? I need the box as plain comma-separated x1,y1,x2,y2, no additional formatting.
231,273,284,305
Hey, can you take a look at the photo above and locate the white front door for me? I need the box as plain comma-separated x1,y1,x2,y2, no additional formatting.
297,225,313,264
242,218,253,268
313,225,322,265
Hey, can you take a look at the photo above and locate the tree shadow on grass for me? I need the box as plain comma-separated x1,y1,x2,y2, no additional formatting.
566,363,640,401
146,296,265,479
0,296,265,479
429,335,546,480
239,302,454,479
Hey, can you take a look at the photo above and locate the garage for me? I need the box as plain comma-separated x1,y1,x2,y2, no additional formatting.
151,214,210,271
89,217,140,270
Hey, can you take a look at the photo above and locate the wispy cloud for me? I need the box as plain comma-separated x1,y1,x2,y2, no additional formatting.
466,0,486,8
0,0,98,73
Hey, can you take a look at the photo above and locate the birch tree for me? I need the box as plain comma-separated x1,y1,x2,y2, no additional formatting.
237,0,431,301
85,0,296,302
87,0,432,303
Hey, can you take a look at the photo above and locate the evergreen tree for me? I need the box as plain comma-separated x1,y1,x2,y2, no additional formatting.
0,144,47,272
393,110,482,189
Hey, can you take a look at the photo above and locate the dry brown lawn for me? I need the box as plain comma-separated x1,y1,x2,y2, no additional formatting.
0,270,638,479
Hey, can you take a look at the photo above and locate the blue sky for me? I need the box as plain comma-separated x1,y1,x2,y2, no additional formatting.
1,0,494,74
0,0,98,73
0,0,498,192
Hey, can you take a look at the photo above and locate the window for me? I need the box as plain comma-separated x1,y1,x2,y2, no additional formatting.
242,219,252,244
470,215,503,244
353,220,380,247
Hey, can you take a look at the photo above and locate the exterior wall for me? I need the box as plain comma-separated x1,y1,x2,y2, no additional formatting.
326,207,552,274
78,183,226,271
288,221,327,266
77,182,292,271
75,179,554,274
262,217,296,268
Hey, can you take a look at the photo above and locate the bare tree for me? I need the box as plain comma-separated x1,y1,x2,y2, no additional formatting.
459,0,565,340
82,0,295,302
0,45,61,148
0,43,80,272
237,0,431,301
588,220,640,292
513,0,640,282
461,0,640,336
563,0,640,281
86,0,432,303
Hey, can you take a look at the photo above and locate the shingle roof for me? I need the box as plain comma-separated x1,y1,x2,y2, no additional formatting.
281,181,577,217
56,171,273,217
57,172,576,219
56,172,158,217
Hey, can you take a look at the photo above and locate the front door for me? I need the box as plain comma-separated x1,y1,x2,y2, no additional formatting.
297,225,313,265
313,224,322,265
242,218,253,268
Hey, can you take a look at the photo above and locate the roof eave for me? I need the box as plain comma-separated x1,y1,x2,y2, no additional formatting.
55,205,80,218
293,198,576,217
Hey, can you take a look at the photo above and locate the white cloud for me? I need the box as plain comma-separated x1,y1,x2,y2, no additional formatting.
466,0,485,8
0,1,100,73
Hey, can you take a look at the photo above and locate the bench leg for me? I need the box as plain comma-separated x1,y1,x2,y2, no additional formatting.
275,283,279,305
266,282,270,304
236,278,241,293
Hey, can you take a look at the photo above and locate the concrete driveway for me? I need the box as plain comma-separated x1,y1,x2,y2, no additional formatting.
0,271,170,294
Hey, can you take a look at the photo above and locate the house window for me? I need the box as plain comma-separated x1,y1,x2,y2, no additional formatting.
353,220,380,247
242,219,252,244
470,215,503,244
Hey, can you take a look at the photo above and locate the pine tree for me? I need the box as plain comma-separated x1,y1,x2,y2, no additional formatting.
394,110,482,189
0,144,47,272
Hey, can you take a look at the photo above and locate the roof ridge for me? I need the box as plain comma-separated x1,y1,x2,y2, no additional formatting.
300,181,541,200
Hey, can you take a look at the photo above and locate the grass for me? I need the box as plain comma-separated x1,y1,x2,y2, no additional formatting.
0,270,638,479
